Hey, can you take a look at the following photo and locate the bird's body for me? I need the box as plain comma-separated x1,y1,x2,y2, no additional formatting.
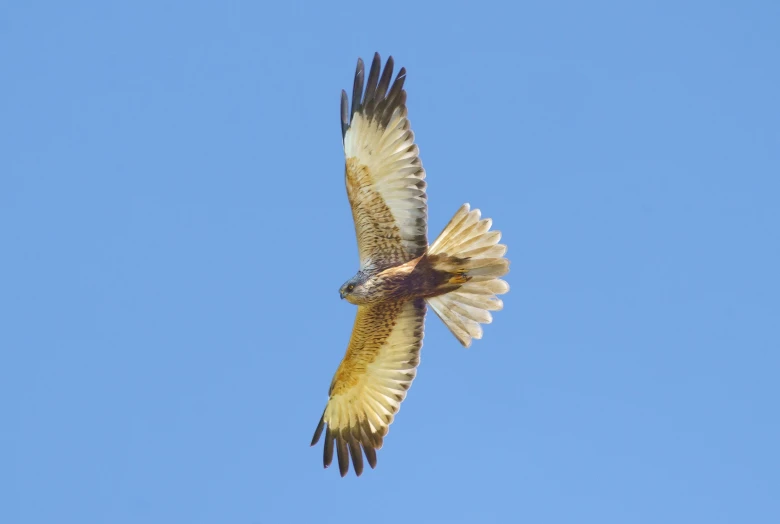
311,53,510,476
340,254,465,305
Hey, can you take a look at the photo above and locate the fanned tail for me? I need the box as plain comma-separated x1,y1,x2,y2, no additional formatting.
425,204,510,347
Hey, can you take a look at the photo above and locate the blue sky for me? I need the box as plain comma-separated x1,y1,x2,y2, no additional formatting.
3,1,779,522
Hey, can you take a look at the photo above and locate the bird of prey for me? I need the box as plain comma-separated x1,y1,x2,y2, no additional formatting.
311,53,510,477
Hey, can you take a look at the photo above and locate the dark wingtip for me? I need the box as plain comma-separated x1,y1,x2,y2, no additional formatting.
313,414,385,476
323,427,334,468
340,90,349,139
377,56,394,97
348,433,364,477
364,446,377,469
350,57,366,124
337,435,349,477
311,414,325,446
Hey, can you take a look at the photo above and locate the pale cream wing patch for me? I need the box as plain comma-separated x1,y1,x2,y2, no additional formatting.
310,299,426,477
341,53,428,271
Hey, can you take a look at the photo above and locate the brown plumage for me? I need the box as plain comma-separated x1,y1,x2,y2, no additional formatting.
311,53,510,477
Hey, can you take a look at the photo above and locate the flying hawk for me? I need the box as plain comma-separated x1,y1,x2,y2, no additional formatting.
311,53,510,477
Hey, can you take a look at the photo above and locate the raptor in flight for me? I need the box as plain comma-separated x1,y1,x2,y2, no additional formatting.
311,53,510,476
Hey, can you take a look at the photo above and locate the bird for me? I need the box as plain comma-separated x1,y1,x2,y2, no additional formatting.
310,53,510,477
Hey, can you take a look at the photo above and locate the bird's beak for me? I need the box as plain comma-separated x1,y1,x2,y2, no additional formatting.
339,290,346,300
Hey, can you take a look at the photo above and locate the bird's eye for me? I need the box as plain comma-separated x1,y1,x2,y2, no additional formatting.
347,284,354,292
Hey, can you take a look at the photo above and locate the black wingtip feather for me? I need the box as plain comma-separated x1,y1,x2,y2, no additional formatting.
373,56,394,106
340,90,349,139
350,58,365,124
323,427,334,468
363,53,381,104
311,415,325,446
336,434,349,477
347,433,364,477
364,446,377,469
385,67,406,104
376,71,406,128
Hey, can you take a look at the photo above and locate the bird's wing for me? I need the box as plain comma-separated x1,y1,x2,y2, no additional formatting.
341,53,428,272
311,298,426,477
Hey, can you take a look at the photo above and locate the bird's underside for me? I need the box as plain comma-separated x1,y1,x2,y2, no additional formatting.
346,254,473,304
311,53,510,477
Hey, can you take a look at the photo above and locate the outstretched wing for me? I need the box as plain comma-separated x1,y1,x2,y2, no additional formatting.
311,299,426,477
341,53,428,272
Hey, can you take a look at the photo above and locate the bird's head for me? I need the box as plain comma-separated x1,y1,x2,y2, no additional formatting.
339,273,372,304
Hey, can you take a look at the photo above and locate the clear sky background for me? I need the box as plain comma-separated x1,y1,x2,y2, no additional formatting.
3,1,779,523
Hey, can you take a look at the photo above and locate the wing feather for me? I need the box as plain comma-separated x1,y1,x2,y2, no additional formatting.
342,53,428,271
351,58,365,122
311,299,426,477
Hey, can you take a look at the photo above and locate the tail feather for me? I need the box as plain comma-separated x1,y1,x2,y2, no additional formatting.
427,293,484,343
459,243,507,259
446,290,503,311
428,205,472,253
461,259,509,280
425,203,509,347
459,279,509,296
